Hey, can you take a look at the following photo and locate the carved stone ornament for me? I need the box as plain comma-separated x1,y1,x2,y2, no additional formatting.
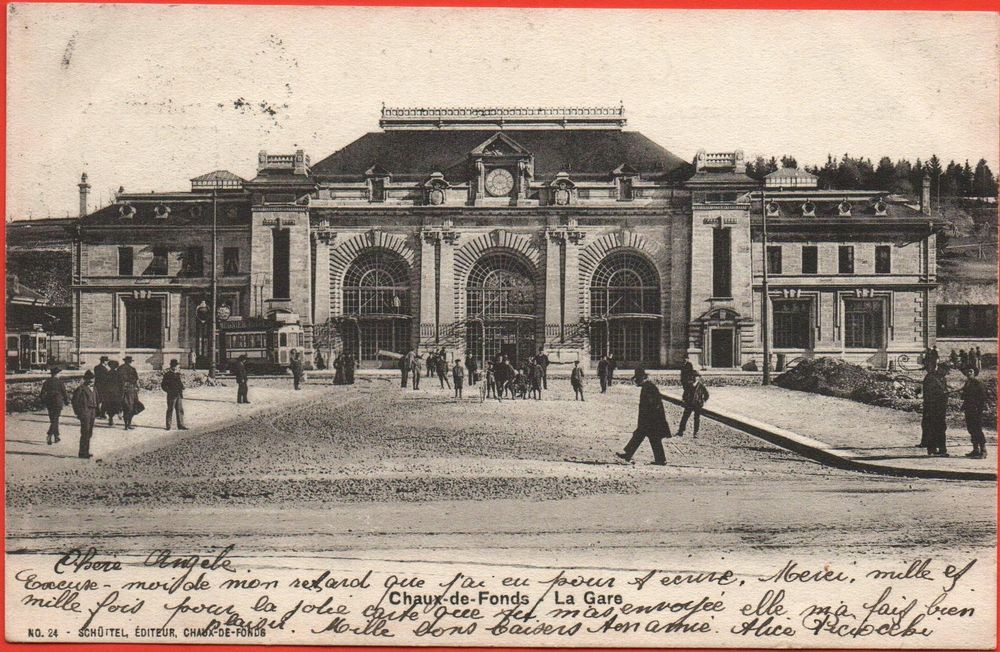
428,188,445,205
554,187,571,206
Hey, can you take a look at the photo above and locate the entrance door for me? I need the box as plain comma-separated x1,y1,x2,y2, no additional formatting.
711,328,734,368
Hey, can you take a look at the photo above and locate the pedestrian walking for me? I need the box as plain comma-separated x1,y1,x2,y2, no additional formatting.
535,348,550,390
333,353,345,385
426,352,437,378
39,366,69,444
290,349,304,390
103,360,123,426
606,353,617,389
923,345,939,372
93,356,110,418
399,350,413,388
493,356,509,402
466,357,478,386
452,359,465,398
412,354,423,390
344,353,356,385
234,354,250,403
118,356,141,430
528,360,542,400
616,368,670,465
921,366,949,456
161,359,187,431
485,361,496,399
677,375,709,438
680,359,699,390
597,355,609,393
437,355,451,389
71,370,98,459
974,346,983,372
570,360,585,401
961,366,988,459
959,349,969,371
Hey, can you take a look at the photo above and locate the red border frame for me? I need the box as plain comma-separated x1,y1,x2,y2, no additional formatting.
2,1,998,651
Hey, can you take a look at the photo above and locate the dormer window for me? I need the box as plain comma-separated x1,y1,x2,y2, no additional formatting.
154,204,170,219
365,164,390,203
838,200,852,217
612,164,638,201
801,201,816,217
765,201,780,217
873,198,888,216
119,203,136,220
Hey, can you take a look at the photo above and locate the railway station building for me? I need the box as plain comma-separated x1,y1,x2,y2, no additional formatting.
72,106,942,370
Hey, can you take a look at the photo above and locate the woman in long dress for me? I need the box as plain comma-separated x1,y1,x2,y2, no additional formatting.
333,354,345,385
103,360,124,426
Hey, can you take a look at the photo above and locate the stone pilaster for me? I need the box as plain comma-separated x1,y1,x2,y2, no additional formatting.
419,230,438,349
544,230,563,343
563,229,585,342
312,229,334,326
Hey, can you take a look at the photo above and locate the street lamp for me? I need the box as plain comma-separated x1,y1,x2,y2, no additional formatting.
760,180,772,386
208,188,218,378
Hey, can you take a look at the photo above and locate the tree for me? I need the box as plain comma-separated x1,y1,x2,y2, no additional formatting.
780,155,798,169
973,159,998,197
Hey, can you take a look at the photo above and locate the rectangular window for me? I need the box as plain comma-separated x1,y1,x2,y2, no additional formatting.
149,246,169,276
766,246,783,275
875,245,892,274
223,247,240,276
618,178,633,201
118,247,134,276
845,298,884,348
370,178,385,202
937,305,998,338
182,246,204,277
838,246,854,274
712,228,732,298
272,229,291,299
801,246,818,274
124,298,162,348
772,300,811,349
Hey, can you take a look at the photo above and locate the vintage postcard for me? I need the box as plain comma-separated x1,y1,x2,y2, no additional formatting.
4,4,998,648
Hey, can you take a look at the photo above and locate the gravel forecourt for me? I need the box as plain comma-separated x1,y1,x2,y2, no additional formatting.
6,377,996,564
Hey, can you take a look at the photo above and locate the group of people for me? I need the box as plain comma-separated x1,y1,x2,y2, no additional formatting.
390,347,554,401
595,354,618,393
920,352,989,459
615,360,711,465
331,351,358,386
39,354,143,459
482,351,549,401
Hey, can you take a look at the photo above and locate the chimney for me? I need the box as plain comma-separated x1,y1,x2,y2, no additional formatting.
920,176,931,215
78,172,91,217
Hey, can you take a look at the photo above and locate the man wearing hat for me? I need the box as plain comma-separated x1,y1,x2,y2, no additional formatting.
117,356,140,429
93,355,111,418
71,370,98,459
161,359,187,431
233,354,250,403
39,366,70,445
616,368,671,466
290,349,304,390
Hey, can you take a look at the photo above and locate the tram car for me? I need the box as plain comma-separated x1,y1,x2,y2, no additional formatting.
218,315,306,373
5,328,48,372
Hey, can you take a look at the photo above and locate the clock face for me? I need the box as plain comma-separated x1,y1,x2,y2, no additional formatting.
485,168,515,197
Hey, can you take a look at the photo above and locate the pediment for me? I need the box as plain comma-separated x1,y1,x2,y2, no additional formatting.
471,132,531,157
612,162,639,176
365,163,391,178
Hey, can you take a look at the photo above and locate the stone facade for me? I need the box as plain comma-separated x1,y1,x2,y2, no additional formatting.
72,106,942,371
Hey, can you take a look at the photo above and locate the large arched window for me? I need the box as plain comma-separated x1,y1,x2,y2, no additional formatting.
341,249,411,364
465,251,536,365
466,252,535,318
588,250,661,366
590,251,660,316
343,250,410,315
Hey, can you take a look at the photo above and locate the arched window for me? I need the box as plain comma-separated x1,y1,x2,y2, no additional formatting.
466,252,535,318
343,250,410,315
590,251,660,317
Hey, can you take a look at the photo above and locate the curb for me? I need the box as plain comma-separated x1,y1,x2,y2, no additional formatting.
660,393,997,482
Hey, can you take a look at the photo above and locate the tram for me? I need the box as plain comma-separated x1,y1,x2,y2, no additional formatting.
217,314,306,372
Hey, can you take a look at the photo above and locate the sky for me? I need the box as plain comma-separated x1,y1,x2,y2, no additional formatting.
5,5,999,220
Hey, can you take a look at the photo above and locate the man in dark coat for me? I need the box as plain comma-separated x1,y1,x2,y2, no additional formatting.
400,350,413,388
161,359,187,431
616,368,670,465
344,353,356,385
535,348,550,390
570,360,585,401
597,356,609,393
437,355,451,389
71,370,98,459
921,366,949,456
118,356,140,430
93,356,110,418
961,367,988,459
680,360,699,390
605,353,617,389
677,375,709,438
466,356,478,386
290,349,304,390
39,366,69,444
493,355,509,402
233,354,250,403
